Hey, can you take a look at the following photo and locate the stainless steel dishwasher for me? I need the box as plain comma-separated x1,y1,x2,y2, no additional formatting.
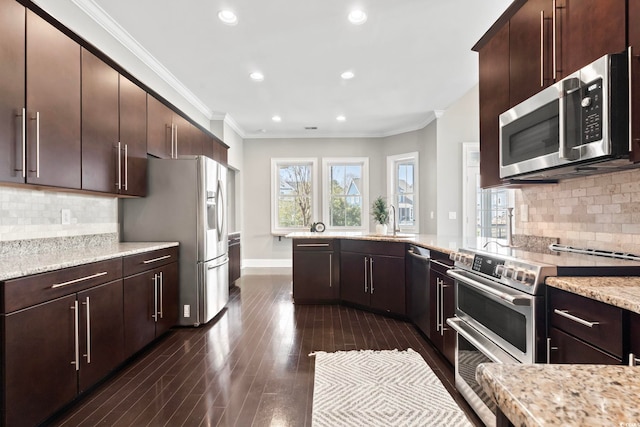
407,245,430,337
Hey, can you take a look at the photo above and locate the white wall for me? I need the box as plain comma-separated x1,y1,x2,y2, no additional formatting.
435,84,480,236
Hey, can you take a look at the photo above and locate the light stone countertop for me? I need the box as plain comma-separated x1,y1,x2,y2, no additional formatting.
476,363,640,427
0,242,179,281
286,232,468,255
546,276,640,315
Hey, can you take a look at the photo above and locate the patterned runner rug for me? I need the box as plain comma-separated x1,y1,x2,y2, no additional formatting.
311,349,472,427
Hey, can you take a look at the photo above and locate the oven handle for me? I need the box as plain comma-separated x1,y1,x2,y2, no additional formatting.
447,317,518,364
447,269,532,307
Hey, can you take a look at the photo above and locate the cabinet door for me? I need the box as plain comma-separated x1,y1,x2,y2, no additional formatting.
123,269,157,357
478,23,509,188
369,255,405,315
340,251,369,307
147,95,173,159
630,312,640,365
77,280,124,392
509,0,554,106
293,251,337,302
119,75,147,196
0,0,25,184
629,0,640,163
556,0,626,78
175,116,203,156
548,327,621,364
26,10,81,188
229,241,241,284
155,262,179,337
441,274,456,365
81,49,119,193
4,294,78,427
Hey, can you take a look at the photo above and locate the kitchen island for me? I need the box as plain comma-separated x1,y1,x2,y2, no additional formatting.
476,362,640,427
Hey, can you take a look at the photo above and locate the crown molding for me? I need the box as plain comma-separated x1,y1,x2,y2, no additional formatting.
70,0,214,120
222,115,247,139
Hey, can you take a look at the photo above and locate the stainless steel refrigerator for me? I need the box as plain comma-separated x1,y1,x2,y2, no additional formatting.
122,156,228,326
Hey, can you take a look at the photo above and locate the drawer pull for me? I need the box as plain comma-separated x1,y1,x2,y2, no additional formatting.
51,271,108,289
142,254,172,264
630,353,640,367
296,243,330,247
553,309,600,328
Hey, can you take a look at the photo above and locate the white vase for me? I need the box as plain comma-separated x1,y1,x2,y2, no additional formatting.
375,223,388,235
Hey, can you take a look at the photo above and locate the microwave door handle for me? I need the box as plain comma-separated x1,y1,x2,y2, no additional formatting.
558,78,581,160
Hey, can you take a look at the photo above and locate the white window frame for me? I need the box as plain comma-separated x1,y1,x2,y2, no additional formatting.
387,152,419,233
322,157,369,231
271,158,319,235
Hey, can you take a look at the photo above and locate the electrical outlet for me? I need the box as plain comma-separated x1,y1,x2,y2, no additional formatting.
61,209,71,225
430,211,434,219
448,211,457,220
183,304,190,318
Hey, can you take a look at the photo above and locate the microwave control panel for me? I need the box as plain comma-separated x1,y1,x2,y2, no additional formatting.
580,78,603,144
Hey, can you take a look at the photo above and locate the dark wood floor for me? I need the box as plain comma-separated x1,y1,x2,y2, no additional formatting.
50,269,483,427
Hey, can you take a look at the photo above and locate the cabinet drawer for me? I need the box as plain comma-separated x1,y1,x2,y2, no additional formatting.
549,327,622,365
293,239,335,252
340,240,404,256
1,258,122,313
123,246,178,277
548,287,623,358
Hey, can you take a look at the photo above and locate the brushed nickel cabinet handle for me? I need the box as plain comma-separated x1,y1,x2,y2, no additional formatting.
51,271,108,289
328,254,332,288
629,46,634,152
540,10,544,87
16,108,26,177
436,278,441,333
296,243,330,247
29,112,40,177
82,297,91,363
124,143,128,191
152,274,158,322
159,271,164,319
369,257,374,294
116,142,122,190
553,309,600,328
364,257,368,293
546,337,558,363
170,123,175,158
174,123,178,157
142,254,172,264
71,301,80,371
552,0,558,80
629,353,640,367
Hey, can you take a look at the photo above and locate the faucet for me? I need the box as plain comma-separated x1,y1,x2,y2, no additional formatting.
483,207,519,249
389,205,400,237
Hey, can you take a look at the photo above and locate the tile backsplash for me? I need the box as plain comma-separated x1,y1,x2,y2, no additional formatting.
515,168,640,254
0,187,118,241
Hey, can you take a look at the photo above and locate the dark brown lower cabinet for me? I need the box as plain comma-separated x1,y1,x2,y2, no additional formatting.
428,255,455,365
630,312,640,365
292,239,339,303
123,261,178,358
229,234,241,286
547,327,621,364
339,241,405,316
3,279,124,427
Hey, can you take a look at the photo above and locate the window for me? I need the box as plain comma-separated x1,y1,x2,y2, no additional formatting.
477,187,513,238
387,152,419,233
271,158,318,234
322,158,369,230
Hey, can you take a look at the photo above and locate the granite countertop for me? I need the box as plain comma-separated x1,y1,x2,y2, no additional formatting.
546,276,640,315
0,242,179,281
287,232,467,255
477,363,640,427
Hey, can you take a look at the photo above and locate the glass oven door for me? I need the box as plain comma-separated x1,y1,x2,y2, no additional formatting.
447,317,518,427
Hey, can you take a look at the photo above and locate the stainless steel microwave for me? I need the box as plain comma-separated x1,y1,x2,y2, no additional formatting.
499,52,633,180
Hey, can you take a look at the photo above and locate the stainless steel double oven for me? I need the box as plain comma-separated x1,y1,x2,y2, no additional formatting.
445,248,555,427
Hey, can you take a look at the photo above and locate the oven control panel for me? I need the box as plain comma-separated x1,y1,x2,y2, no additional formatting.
471,254,504,279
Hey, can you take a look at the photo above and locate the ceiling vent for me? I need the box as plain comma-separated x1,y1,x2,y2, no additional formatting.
305,126,318,130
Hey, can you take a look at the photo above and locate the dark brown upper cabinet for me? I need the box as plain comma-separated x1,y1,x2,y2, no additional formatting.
629,0,640,163
0,0,26,184
81,49,120,194
26,9,81,189
147,95,175,159
175,115,203,157
118,75,147,196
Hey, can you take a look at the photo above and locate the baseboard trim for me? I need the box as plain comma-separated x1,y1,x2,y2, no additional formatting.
243,259,292,268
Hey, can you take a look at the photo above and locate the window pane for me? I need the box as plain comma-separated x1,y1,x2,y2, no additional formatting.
277,164,312,228
395,161,415,227
328,163,363,227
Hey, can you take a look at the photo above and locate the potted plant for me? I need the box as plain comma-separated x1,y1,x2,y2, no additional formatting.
371,196,389,235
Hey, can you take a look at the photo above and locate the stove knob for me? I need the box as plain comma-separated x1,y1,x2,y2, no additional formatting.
463,254,474,266
502,267,515,279
522,271,536,285
449,252,456,261
514,269,525,282
495,265,505,276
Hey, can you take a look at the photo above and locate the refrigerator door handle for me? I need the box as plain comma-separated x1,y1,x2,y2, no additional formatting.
216,180,225,241
207,257,230,270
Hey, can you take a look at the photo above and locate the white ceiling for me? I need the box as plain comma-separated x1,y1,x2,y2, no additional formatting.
51,0,512,139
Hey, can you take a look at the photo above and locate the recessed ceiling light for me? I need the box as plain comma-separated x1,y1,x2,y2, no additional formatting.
218,10,238,25
336,115,346,122
348,10,367,25
249,71,264,81
341,70,355,80
272,115,282,122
